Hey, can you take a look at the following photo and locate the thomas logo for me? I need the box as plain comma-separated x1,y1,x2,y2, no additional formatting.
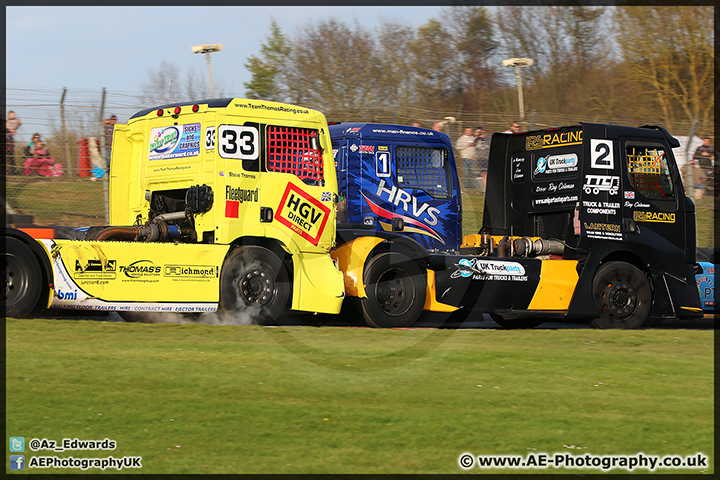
120,260,161,278
276,183,330,246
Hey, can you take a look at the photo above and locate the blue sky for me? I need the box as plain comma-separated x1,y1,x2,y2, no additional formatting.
6,6,444,94
6,6,445,141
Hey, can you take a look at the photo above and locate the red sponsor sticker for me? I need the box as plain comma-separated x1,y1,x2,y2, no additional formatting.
225,200,240,218
276,183,330,246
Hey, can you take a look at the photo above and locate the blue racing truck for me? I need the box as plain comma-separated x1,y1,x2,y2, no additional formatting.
331,123,462,252
330,122,705,329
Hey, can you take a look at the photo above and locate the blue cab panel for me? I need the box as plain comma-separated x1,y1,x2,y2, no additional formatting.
330,123,462,251
695,261,717,313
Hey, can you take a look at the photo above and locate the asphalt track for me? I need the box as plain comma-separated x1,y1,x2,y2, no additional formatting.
32,309,716,330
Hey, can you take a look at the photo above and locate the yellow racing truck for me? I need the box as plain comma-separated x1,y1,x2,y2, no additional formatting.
3,98,345,322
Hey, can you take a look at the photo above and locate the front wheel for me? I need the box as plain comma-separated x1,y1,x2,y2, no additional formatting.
590,261,651,329
220,246,290,324
361,252,426,328
2,237,43,318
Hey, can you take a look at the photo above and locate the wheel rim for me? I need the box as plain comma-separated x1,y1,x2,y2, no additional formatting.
601,278,637,318
238,266,275,306
373,268,414,316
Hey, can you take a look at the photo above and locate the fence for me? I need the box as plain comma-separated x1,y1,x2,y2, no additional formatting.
3,86,715,245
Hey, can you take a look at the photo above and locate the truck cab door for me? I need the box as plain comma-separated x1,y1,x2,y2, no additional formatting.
391,144,459,250
332,139,349,224
620,138,687,254
359,141,457,250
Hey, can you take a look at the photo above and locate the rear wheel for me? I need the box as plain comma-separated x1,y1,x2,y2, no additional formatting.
2,237,43,318
361,252,426,328
220,246,290,324
590,261,651,329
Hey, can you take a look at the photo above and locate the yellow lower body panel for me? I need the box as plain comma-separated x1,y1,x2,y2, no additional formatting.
291,251,345,314
37,239,345,315
527,259,579,310
424,269,459,312
330,236,385,298
38,239,227,312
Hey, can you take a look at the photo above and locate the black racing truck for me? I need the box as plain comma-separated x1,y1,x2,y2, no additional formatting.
331,122,703,328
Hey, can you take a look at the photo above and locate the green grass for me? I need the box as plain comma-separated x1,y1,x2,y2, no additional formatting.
4,176,107,225
6,319,713,474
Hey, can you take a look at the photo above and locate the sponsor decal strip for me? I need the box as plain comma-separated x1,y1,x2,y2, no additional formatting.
526,130,583,150
634,211,676,223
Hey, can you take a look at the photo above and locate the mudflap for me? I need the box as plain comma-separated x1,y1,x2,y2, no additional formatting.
291,251,345,314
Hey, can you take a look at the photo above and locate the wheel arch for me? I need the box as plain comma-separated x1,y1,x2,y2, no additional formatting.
365,237,429,275
226,236,293,272
566,243,669,320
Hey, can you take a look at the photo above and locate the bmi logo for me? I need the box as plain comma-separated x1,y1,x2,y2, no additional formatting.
276,183,330,246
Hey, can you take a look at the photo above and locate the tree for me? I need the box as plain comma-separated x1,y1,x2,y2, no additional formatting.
442,6,500,111
244,20,291,102
372,22,419,122
408,19,457,111
495,6,609,117
614,6,714,129
139,61,217,105
283,19,382,121
140,61,182,105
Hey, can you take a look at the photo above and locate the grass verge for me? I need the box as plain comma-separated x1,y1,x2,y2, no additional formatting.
6,319,714,474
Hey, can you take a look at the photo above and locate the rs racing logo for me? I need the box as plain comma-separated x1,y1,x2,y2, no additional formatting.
276,183,330,246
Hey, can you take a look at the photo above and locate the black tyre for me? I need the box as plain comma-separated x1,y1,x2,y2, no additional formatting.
362,252,426,328
490,314,544,329
2,237,43,318
220,246,290,324
590,261,651,329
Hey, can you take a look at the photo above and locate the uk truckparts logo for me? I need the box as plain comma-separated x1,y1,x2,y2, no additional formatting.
534,153,578,176
451,258,528,281
276,183,330,246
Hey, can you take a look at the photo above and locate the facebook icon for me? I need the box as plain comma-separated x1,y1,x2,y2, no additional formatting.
10,454,25,470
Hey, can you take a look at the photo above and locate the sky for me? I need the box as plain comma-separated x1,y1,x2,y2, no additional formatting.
6,6,446,141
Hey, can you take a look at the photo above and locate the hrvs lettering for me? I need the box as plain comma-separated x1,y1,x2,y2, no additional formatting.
375,180,440,226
